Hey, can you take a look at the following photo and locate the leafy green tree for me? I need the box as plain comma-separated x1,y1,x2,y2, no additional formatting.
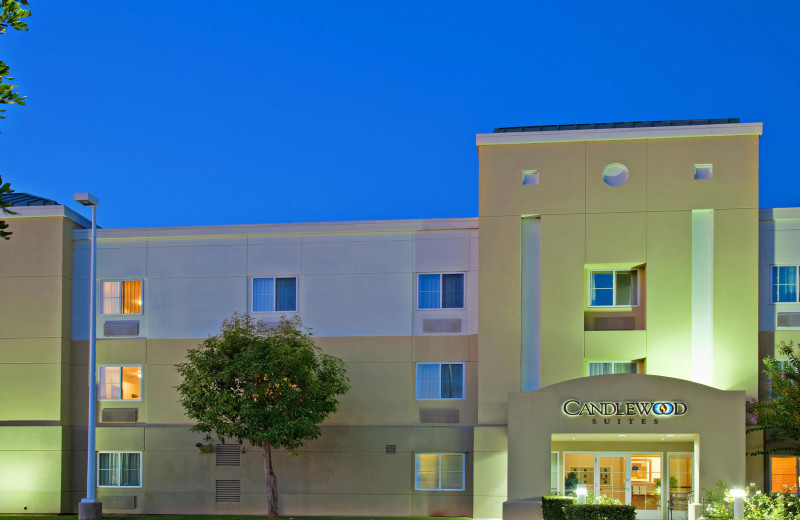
176,314,350,517
0,174,16,239
747,341,800,455
1,0,30,117
0,1,31,240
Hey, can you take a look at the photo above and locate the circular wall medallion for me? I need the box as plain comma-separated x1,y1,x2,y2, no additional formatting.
602,163,629,187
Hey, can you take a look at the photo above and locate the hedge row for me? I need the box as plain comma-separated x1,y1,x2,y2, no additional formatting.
542,496,575,520
563,504,637,520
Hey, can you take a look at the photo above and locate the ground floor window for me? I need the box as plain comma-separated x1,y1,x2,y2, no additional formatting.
414,453,464,491
98,452,141,487
558,451,693,518
771,456,800,494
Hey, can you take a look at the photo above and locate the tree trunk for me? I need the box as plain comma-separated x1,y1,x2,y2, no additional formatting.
262,442,279,518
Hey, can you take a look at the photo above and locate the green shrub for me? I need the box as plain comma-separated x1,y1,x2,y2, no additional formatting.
563,504,636,520
542,495,575,520
702,480,799,520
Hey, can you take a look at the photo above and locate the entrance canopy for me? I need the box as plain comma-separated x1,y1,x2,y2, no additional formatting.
507,374,745,502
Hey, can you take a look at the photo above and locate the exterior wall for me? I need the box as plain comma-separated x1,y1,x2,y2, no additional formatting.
476,126,762,518
66,219,479,515
0,211,82,513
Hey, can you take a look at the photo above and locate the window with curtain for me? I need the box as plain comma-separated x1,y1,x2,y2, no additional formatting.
252,277,297,312
586,361,638,376
589,270,639,307
415,362,464,399
772,266,799,303
98,452,141,487
98,366,142,400
770,456,799,495
417,273,465,309
415,453,465,491
100,280,142,314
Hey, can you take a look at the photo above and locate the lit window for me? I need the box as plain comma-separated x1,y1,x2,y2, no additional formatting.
100,281,142,314
586,361,637,376
772,266,799,303
415,362,465,400
418,273,465,309
98,366,142,400
98,452,142,487
770,456,799,495
252,277,297,312
415,453,464,491
589,270,639,307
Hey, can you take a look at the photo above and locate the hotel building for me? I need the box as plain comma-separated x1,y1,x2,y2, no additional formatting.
0,119,796,519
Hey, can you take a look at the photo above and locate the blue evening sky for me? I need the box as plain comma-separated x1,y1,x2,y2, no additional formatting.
1,2,798,228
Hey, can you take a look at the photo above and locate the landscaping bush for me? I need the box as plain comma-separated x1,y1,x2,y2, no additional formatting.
563,504,636,520
542,495,575,520
702,480,799,520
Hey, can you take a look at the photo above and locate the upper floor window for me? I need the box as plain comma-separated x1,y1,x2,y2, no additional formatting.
772,266,799,303
589,270,639,307
587,361,637,376
98,452,141,487
252,277,297,312
416,362,464,400
98,365,142,400
418,273,464,309
415,453,465,491
100,280,142,314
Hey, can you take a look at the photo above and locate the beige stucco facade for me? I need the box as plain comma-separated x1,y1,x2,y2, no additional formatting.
0,119,793,519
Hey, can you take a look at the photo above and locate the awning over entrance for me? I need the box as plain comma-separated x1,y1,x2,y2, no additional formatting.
506,374,745,516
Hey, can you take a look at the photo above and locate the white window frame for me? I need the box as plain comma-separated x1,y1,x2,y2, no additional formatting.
97,364,143,401
98,279,144,316
771,265,800,304
587,269,640,308
415,362,465,400
414,453,465,491
251,276,299,313
97,451,143,488
416,272,466,310
585,360,638,377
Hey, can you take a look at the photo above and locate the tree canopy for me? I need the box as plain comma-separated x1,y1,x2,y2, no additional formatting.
0,1,30,240
176,314,350,517
748,341,800,455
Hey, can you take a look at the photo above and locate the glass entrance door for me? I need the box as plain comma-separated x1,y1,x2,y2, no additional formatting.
564,452,664,519
597,454,629,505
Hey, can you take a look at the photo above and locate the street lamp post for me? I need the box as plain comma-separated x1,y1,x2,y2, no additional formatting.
74,193,102,520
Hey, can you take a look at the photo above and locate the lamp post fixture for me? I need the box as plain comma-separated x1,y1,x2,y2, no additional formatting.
74,193,102,520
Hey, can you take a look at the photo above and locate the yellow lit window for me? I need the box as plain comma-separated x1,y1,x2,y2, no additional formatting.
100,280,142,314
99,366,142,400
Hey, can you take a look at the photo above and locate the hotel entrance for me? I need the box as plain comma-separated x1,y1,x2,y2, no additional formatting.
555,448,694,519
505,374,746,520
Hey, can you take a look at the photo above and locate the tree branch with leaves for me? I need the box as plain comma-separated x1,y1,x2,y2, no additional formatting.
747,340,800,456
0,0,31,240
176,314,350,517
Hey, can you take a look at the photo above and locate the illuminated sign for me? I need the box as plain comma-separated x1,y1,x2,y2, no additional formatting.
562,400,687,417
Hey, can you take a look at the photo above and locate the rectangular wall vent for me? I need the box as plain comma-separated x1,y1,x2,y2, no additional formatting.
385,444,397,454
104,321,140,337
777,313,800,328
215,444,241,466
215,480,240,503
420,408,460,423
103,495,136,509
594,316,635,331
101,408,138,423
422,318,462,334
